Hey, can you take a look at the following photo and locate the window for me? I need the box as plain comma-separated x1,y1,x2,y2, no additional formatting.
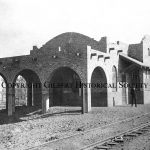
112,66,117,92
148,70,150,79
145,69,150,79
148,48,150,56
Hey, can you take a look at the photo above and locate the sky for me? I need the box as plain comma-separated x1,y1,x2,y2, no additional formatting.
0,0,150,57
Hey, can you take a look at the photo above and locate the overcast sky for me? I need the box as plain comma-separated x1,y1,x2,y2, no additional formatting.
0,0,150,57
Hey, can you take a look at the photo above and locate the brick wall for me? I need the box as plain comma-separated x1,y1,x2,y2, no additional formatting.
1,32,150,116
128,43,143,62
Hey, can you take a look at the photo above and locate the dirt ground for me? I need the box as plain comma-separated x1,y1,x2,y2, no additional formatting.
0,105,150,150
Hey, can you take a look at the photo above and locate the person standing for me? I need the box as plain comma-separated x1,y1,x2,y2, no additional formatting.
130,87,137,107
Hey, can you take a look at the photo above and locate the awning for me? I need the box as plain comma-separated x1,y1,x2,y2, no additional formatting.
119,53,150,68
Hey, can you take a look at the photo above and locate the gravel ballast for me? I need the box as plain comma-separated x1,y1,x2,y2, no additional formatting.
0,105,150,150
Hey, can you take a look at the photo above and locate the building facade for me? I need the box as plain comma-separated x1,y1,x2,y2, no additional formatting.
0,32,150,116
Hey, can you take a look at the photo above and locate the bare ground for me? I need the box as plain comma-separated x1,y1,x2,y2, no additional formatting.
0,105,150,150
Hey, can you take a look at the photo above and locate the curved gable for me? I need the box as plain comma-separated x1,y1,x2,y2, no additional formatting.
40,32,105,53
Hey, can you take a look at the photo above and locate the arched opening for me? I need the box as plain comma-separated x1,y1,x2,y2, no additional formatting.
0,75,7,111
91,67,107,107
112,66,117,92
49,67,81,107
13,69,42,112
148,48,150,56
15,75,27,107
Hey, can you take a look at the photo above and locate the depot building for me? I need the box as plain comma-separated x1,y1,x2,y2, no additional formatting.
0,32,150,116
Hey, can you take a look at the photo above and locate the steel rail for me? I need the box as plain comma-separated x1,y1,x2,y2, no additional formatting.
25,111,150,150
79,122,150,150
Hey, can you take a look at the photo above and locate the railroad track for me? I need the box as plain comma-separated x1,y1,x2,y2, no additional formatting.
25,112,150,150
79,121,150,150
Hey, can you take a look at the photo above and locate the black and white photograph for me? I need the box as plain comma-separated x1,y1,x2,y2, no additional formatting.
0,0,150,149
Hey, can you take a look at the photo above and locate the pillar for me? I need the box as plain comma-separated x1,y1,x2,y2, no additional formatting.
49,87,53,107
7,87,15,116
126,73,130,104
33,83,42,106
122,73,127,105
27,86,32,106
82,86,89,114
12,88,15,113
6,86,8,111
32,83,34,106
42,88,49,114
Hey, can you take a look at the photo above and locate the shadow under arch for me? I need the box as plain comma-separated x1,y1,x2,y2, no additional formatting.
48,67,82,107
91,66,108,107
13,69,42,108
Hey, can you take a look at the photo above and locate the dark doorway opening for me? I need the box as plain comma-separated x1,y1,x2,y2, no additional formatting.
50,67,81,106
91,67,107,107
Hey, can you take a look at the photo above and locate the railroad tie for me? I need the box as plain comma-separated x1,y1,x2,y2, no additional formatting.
124,133,137,137
94,145,110,149
139,129,149,132
106,142,118,146
143,126,150,129
132,131,143,134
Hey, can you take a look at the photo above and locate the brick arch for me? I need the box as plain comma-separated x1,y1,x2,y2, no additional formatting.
0,72,8,84
90,66,108,107
45,62,85,83
12,69,42,107
11,67,42,84
48,65,82,106
12,69,41,83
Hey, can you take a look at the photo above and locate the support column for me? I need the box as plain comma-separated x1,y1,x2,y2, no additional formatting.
12,88,15,113
6,86,8,111
42,89,49,114
32,83,34,106
122,73,127,105
33,82,42,106
7,87,15,116
82,86,89,114
49,88,53,107
27,86,32,106
126,73,130,104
